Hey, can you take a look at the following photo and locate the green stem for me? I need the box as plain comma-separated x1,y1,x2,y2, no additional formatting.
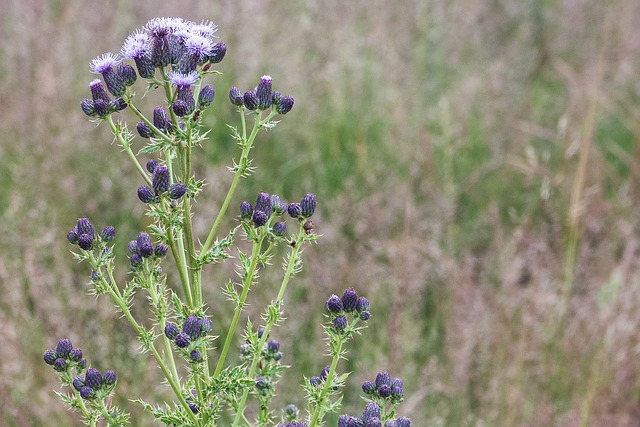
308,338,344,427
106,115,151,186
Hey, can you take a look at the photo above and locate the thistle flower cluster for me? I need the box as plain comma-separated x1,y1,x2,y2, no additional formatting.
67,217,115,251
240,192,316,240
127,231,168,268
43,338,87,373
229,75,294,115
325,287,371,333
137,160,187,203
362,371,404,404
338,401,411,427
165,315,213,362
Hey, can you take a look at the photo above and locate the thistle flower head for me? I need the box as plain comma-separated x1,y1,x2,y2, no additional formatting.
101,225,116,242
84,367,103,389
300,193,316,218
333,315,348,332
154,242,169,257
208,41,226,63
198,84,215,108
240,201,253,220
72,376,84,391
137,232,154,257
137,121,154,138
152,164,170,193
395,417,411,427
80,385,94,400
76,217,95,237
267,339,280,353
168,182,187,199
69,348,83,362
80,98,95,116
375,371,391,388
255,192,273,217
325,295,344,313
121,30,151,59
256,75,272,110
252,210,268,227
90,52,119,75
270,194,287,215
175,331,190,348
183,314,201,340
199,317,213,335
229,87,244,106
276,95,295,114
341,287,359,312
53,358,68,372
164,323,179,339
190,349,203,363
356,296,370,313
43,349,57,365
287,202,302,219
146,159,159,173
364,418,382,427
183,33,213,58
361,402,381,422
284,404,299,419
153,106,170,131
272,221,287,237
243,89,259,110
190,20,218,38
169,70,199,88
103,369,117,385
55,338,73,358
362,380,376,395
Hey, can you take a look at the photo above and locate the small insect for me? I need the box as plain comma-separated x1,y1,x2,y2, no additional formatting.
289,240,297,248
192,110,201,121
303,220,314,235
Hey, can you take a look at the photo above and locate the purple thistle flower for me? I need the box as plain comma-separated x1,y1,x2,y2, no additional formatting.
333,315,348,332
252,210,268,227
145,17,177,67
170,70,199,88
364,418,382,427
103,370,117,385
361,402,381,422
84,367,103,389
137,232,154,257
229,86,244,106
80,98,95,116
287,202,302,219
53,358,68,372
272,221,287,237
168,182,187,199
395,417,411,427
76,217,95,238
72,376,84,391
110,97,128,112
117,62,137,86
172,100,191,117
69,348,83,362
91,53,126,96
271,91,281,106
198,84,215,108
154,242,169,257
190,20,218,37
55,338,73,358
256,75,272,110
137,121,154,138
276,95,295,114
326,295,344,313
190,349,203,363
146,159,159,173
362,380,376,395
177,33,213,73
341,288,359,312
240,201,253,220
182,315,201,340
127,240,139,254
208,41,226,63
378,384,392,398
101,226,116,242
270,194,287,215
391,377,404,397
80,385,94,399
255,192,272,217
300,193,316,218
89,78,110,104
243,89,259,110
93,99,110,116
153,106,171,132
165,323,179,339
43,349,57,365
356,297,370,313
152,164,170,194
375,371,392,388
175,331,190,348
121,30,155,78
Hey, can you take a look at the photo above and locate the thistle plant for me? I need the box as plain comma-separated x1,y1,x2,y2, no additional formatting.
43,17,411,427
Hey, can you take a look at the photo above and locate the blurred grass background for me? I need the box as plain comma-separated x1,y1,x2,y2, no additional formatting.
2,0,640,425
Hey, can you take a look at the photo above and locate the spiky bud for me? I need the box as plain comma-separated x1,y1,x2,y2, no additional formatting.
69,348,83,362
127,240,139,254
43,349,57,365
137,232,154,257
111,97,128,111
272,221,286,237
267,340,280,353
243,89,259,110
362,380,376,395
256,75,272,110
67,229,78,244
155,243,169,257
300,193,316,218
320,365,330,381
309,376,321,386
276,95,294,114
84,367,103,389
395,417,411,427
168,182,187,199
333,315,348,332
356,296,369,313
165,323,179,339
190,349,203,363
182,315,201,340
118,62,137,87
137,185,159,203
146,159,159,173
199,317,213,336
130,252,143,268
172,99,190,117
198,84,215,108
287,202,302,219
137,121,154,138
72,376,84,391
89,79,110,104
360,311,371,321
378,384,392,398
152,164,170,193
153,106,170,132
375,371,391,388
325,295,344,314
229,86,244,106
78,233,94,250
80,98,95,116
80,385,95,399
255,192,272,217
76,217,95,237
364,418,382,427
257,327,267,339
53,358,68,372
101,226,116,242
341,288,359,312
175,331,190,348
252,210,268,227
285,404,299,419
208,42,226,63
240,201,253,220
55,338,73,358
93,99,110,116
103,370,117,385
362,402,381,422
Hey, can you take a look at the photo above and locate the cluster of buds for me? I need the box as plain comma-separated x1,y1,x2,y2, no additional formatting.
72,367,118,401
362,371,404,404
229,75,294,115
127,231,168,268
309,365,332,387
239,192,317,240
81,78,129,118
43,338,86,373
164,314,213,362
67,217,115,251
339,401,411,427
137,160,188,204
325,287,371,333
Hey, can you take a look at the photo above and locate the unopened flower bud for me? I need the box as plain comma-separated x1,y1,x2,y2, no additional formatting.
325,295,344,313
256,75,272,110
80,98,95,116
375,371,391,388
117,62,137,86
183,315,201,340
229,87,244,106
175,331,190,348
111,97,128,111
276,95,294,114
72,376,84,391
252,210,268,227
300,193,316,218
272,221,286,237
153,106,170,132
89,79,110,104
395,417,411,427
53,358,68,372
67,229,78,244
84,367,103,389
240,201,253,220
165,323,179,339
103,370,117,385
154,243,169,257
101,226,116,242
362,402,381,422
208,42,226,63
362,380,376,395
137,185,159,203
69,348,83,362
199,317,213,335
333,315,348,332
198,84,215,108
356,296,369,313
190,349,203,363
152,164,170,193
243,89,259,110
43,349,57,365
287,202,302,219
146,159,159,173
137,232,154,257
93,99,110,116
168,182,187,199
77,233,94,250
76,217,95,237
341,288,359,312
137,121,154,138
80,385,94,399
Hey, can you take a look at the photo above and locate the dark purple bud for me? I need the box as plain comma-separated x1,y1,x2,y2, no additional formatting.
309,376,321,386
190,349,203,363
89,79,110,104
69,348,83,362
285,404,299,418
391,377,404,397
378,384,392,398
240,201,253,220
270,194,286,215
137,185,159,203
183,315,201,340
55,339,73,358
117,62,137,86
252,210,268,227
255,376,270,390
188,402,199,414
300,193,316,218
165,322,179,339
53,358,68,372
80,98,95,116
287,202,302,219
364,418,382,427
256,75,272,110
338,416,351,427
199,317,213,335
80,385,95,399
375,371,392,388
130,253,143,268
155,243,169,257
76,217,95,237
84,367,103,389
229,87,244,106
325,294,344,313
271,91,281,106
98,61,127,96
103,369,117,385
134,56,155,79
272,221,286,237
356,297,369,313
150,31,172,67
43,349,57,365
93,99,110,116
243,89,259,110
333,315,348,332
320,365,330,381
101,226,116,242
255,192,272,217
152,164,170,193
153,106,170,132
257,327,267,339
172,99,191,117
146,159,159,173
395,417,411,427
168,182,187,199
78,358,87,370
72,376,84,391
274,351,283,361
137,121,154,138
362,380,376,395
267,340,280,352
137,232,154,257
276,95,294,114
175,331,190,348
127,240,139,254
78,233,94,250
198,84,215,108
110,97,128,111
341,288,359,312
67,229,78,244
208,42,226,63
359,311,371,321
362,402,381,422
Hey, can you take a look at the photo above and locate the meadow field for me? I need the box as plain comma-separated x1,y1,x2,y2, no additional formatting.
1,0,640,425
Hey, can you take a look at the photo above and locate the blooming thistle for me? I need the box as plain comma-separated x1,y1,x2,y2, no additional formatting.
121,30,155,78
169,71,198,116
